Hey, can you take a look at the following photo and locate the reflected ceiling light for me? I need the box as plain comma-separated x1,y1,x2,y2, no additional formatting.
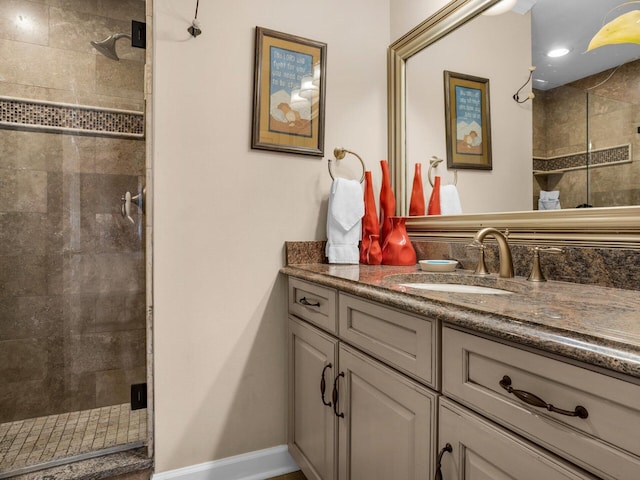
482,0,517,16
547,47,570,58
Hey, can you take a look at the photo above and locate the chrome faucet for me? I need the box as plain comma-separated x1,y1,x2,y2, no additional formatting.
469,227,514,278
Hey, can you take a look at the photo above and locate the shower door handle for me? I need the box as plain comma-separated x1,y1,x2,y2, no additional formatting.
121,188,145,223
121,191,134,223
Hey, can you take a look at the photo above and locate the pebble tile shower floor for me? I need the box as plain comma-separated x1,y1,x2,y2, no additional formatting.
0,404,146,476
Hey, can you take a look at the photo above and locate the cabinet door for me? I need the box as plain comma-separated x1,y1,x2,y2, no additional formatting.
438,398,598,480
337,344,436,480
288,317,338,480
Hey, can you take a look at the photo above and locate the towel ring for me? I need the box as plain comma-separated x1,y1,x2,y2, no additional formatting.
428,156,457,187
328,147,366,183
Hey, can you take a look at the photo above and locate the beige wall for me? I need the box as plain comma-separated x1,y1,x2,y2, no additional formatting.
152,0,390,473
390,0,451,41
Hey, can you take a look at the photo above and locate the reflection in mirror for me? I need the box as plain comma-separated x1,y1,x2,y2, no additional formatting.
406,9,531,214
389,0,640,247
401,0,640,215
532,0,640,210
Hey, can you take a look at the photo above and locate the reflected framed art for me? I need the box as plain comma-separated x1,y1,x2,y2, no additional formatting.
444,70,492,170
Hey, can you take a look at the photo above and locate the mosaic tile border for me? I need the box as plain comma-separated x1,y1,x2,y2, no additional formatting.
533,144,630,174
0,96,144,139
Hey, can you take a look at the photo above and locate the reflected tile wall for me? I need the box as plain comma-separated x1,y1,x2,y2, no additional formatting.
0,0,146,424
532,59,640,208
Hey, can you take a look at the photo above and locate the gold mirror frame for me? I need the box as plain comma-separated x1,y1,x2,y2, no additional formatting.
388,0,640,249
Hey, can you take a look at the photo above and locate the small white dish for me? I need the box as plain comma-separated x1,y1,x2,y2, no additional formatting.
419,259,458,272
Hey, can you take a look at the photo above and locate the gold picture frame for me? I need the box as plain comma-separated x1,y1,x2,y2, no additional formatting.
444,70,492,170
252,27,327,156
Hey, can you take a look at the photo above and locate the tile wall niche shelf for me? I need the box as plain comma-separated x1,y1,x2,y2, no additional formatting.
532,144,631,175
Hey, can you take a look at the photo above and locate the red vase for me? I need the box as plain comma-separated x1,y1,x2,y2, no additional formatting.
409,163,425,216
360,171,380,264
427,175,441,215
366,234,382,265
381,216,416,266
379,160,396,246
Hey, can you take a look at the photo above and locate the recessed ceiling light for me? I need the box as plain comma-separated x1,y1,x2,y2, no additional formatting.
547,48,570,58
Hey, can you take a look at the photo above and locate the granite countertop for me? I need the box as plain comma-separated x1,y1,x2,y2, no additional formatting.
281,263,640,380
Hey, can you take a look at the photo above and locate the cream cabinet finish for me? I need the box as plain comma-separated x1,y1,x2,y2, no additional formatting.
442,326,640,480
288,276,640,480
288,318,338,480
289,278,338,333
288,316,436,480
338,293,439,389
336,344,436,480
438,398,598,480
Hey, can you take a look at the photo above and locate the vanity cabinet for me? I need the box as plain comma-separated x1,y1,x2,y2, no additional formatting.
287,278,437,480
286,275,640,480
442,326,640,480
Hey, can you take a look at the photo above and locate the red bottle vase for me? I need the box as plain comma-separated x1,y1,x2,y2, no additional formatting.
381,216,416,266
360,171,380,264
427,175,441,215
409,163,425,216
379,160,396,246
366,234,382,265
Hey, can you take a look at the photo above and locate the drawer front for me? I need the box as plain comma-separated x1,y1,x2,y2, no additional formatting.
289,278,337,334
339,293,438,389
442,326,640,480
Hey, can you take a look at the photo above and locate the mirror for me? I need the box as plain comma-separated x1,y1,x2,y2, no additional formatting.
389,0,640,247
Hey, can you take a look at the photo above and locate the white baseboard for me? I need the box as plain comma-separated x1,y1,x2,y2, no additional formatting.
152,445,300,480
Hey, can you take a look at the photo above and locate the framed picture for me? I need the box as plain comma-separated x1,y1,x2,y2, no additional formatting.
252,27,327,156
443,71,492,170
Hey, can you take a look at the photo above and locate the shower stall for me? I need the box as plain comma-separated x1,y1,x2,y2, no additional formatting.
0,1,149,476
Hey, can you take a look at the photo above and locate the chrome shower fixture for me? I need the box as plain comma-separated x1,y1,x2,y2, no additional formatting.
91,33,131,61
91,21,146,61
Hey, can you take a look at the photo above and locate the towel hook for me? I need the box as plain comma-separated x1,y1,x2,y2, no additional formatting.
428,156,457,187
328,147,366,183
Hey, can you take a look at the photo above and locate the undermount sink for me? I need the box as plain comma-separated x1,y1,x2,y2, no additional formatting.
398,283,513,295
383,271,528,296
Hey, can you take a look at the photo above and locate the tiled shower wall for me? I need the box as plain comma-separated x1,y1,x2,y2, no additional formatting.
0,0,146,423
533,59,640,209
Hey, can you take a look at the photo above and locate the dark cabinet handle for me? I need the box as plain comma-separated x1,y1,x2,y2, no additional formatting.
499,375,588,419
320,363,332,407
434,443,452,480
299,297,320,307
332,372,345,418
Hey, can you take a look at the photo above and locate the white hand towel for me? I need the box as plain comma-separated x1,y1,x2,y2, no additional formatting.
538,190,561,210
325,178,364,264
440,184,462,215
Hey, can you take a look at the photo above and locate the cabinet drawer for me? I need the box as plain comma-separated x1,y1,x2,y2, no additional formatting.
289,278,337,334
339,293,438,389
442,326,640,480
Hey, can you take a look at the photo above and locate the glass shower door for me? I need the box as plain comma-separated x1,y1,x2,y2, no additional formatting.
0,1,148,476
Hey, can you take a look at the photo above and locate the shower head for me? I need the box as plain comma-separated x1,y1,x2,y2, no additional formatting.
91,32,132,61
